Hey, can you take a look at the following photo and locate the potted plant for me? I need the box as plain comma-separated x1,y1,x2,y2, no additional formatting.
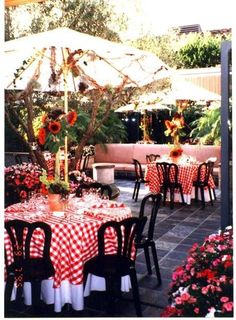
40,169,69,212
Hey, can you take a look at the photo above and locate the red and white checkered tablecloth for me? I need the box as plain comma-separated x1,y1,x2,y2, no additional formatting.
4,198,132,289
145,163,215,196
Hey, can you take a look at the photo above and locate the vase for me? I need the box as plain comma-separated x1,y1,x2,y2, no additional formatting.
48,193,64,212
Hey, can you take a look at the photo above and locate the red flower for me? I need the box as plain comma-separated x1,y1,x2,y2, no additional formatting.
169,147,183,159
38,127,46,145
48,121,61,134
67,111,77,126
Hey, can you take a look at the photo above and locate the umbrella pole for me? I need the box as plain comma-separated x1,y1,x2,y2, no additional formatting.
63,68,69,184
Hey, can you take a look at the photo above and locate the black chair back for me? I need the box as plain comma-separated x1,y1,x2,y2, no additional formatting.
133,159,145,181
97,217,145,259
138,193,162,241
75,182,112,199
4,220,55,308
80,155,90,172
156,161,179,185
146,154,160,163
196,161,214,185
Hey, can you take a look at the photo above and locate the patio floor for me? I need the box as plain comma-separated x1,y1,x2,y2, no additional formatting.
5,178,221,318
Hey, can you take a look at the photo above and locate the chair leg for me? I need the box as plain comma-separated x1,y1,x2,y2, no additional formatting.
105,276,116,315
170,187,174,209
129,267,142,317
143,246,152,274
179,186,185,205
194,186,199,202
200,186,205,209
31,280,42,308
135,182,140,202
213,188,217,200
208,186,214,206
162,187,167,206
132,181,138,200
150,242,162,285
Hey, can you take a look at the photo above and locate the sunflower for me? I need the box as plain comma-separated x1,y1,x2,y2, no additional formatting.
38,127,46,145
48,121,61,134
67,111,77,126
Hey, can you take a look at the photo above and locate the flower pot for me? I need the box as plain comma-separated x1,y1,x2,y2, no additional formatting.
48,193,64,212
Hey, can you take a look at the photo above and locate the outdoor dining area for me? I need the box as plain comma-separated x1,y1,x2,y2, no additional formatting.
4,21,232,319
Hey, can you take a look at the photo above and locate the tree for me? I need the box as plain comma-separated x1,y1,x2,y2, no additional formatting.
5,0,127,41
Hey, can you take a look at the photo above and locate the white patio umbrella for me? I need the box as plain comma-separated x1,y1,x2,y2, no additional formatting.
115,103,171,113
4,27,170,182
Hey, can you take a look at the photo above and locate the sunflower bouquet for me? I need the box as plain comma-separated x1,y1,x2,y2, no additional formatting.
37,108,78,153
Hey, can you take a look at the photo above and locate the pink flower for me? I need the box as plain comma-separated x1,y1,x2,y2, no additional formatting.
222,302,233,312
201,286,208,295
221,297,229,303
181,293,190,302
194,307,199,314
175,297,182,305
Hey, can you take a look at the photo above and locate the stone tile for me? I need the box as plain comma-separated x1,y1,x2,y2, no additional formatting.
159,258,183,269
157,234,183,243
165,225,195,237
165,250,188,261
155,240,178,251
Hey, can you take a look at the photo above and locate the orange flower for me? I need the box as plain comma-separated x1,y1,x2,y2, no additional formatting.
48,121,61,134
165,120,178,136
173,113,185,127
169,147,183,159
41,114,47,124
67,111,77,126
38,127,46,145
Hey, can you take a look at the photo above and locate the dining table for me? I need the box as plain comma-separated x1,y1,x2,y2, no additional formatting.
145,158,216,205
4,194,133,312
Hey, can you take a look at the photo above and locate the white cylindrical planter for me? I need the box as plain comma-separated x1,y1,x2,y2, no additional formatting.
92,163,115,184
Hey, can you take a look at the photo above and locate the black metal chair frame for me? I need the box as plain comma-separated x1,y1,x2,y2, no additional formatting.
83,217,147,317
146,154,160,163
79,155,90,173
193,161,216,208
156,162,185,209
136,193,162,285
132,159,148,202
75,182,112,199
5,220,55,310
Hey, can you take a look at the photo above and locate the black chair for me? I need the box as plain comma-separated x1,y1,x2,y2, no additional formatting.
83,217,147,317
5,220,55,310
79,155,90,173
146,154,160,163
193,161,216,208
132,159,148,202
75,182,112,199
156,162,185,209
136,193,162,285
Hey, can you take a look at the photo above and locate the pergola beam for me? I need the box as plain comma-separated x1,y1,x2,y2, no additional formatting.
5,0,44,7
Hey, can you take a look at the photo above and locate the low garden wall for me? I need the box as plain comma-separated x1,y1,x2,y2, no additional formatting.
92,143,221,180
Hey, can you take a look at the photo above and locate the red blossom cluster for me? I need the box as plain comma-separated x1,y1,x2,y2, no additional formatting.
161,227,233,317
169,147,183,159
5,163,42,200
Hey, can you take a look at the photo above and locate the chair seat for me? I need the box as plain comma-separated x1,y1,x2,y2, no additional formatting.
23,258,55,281
84,254,134,278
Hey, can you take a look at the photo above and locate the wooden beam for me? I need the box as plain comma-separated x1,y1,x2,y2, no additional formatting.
5,0,44,7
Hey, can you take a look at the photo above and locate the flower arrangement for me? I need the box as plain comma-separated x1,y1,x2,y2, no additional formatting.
169,146,183,160
165,112,185,146
37,108,78,154
161,226,233,317
5,163,42,201
68,170,95,193
40,169,69,199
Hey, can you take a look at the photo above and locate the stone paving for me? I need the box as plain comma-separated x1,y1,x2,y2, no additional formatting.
5,178,221,318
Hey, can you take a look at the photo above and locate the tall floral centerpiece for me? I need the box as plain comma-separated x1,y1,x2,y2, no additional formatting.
164,100,188,162
37,108,78,206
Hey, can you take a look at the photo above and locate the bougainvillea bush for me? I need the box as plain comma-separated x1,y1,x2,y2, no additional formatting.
5,163,43,204
161,227,233,317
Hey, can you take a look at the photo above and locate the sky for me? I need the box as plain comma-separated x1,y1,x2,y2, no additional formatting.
110,0,234,40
